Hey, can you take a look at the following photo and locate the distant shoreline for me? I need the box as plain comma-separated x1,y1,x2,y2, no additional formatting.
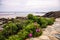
0,11,60,18
0,12,46,18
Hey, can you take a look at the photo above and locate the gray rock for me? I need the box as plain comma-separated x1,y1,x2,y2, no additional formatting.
54,34,60,39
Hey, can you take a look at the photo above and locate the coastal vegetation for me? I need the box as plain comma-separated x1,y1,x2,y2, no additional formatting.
0,14,55,40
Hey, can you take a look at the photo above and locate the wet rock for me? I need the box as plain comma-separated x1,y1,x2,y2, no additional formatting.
43,11,60,18
54,34,60,40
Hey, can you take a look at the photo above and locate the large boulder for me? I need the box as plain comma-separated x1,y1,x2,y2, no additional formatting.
43,11,60,18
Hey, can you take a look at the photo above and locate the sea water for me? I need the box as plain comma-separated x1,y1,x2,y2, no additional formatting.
0,12,46,18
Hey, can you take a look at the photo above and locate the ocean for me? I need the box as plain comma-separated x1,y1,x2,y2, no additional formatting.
0,12,46,18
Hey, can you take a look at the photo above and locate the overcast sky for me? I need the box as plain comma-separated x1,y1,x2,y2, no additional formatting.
0,0,60,12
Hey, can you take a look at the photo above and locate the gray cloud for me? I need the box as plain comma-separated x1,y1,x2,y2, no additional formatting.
0,0,60,12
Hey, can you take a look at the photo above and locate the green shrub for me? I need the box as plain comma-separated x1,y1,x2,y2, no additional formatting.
40,20,48,28
33,16,40,22
0,35,6,40
17,23,42,39
37,17,48,28
17,29,29,40
6,35,20,40
33,28,42,37
24,20,34,26
2,22,18,37
13,19,21,23
0,14,55,40
27,14,40,22
0,32,6,40
24,23,39,31
25,20,34,24
27,14,34,20
46,17,55,25
16,23,23,30
24,23,42,37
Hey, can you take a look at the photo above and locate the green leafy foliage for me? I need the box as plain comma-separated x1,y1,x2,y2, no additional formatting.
24,23,42,37
17,29,29,40
6,35,20,40
46,17,55,25
2,22,18,37
23,20,34,26
0,32,6,40
27,14,34,20
33,28,42,37
24,23,39,31
39,17,48,28
33,16,40,22
16,22,23,30
0,14,55,40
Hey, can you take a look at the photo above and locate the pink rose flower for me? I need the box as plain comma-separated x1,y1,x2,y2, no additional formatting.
36,29,40,32
28,33,32,37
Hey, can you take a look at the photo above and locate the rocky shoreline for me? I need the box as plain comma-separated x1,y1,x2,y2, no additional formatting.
0,11,60,40
43,11,60,18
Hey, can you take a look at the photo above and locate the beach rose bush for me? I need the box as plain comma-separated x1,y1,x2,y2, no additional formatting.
0,32,6,40
16,22,23,31
24,23,42,37
33,28,42,37
27,14,34,20
2,21,18,37
17,29,29,40
33,16,40,22
6,35,20,40
46,17,55,25
0,14,55,40
23,20,34,26
17,23,42,40
34,17,48,28
39,17,48,28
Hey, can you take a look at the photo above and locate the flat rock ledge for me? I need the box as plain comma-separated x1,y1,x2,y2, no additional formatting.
26,18,60,40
